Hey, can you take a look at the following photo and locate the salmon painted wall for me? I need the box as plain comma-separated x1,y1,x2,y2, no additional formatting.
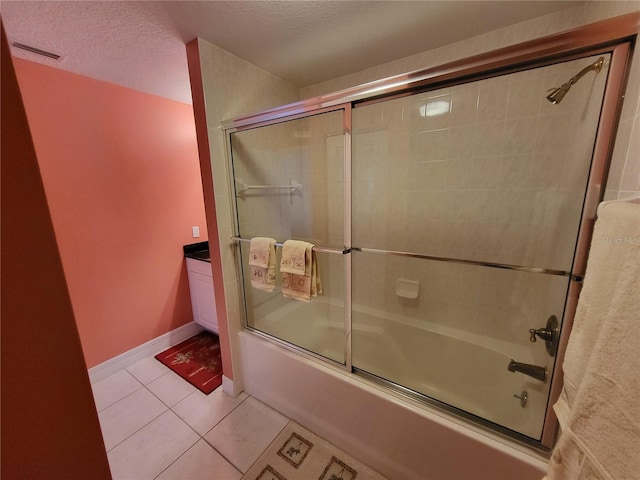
14,58,207,367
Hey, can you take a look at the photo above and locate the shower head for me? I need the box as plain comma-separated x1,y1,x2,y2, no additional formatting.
546,57,605,105
546,83,572,104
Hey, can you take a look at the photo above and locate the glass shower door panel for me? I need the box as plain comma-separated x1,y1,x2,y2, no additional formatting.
350,53,611,440
230,110,345,248
230,110,347,364
240,245,345,364
351,251,569,439
352,53,610,273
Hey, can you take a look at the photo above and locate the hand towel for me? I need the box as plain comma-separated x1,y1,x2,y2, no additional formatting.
249,237,277,292
544,202,640,480
280,240,322,302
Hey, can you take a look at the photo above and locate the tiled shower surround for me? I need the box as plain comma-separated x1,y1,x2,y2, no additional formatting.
352,54,609,270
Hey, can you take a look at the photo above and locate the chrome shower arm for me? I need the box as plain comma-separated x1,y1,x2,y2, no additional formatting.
546,56,605,104
567,57,605,86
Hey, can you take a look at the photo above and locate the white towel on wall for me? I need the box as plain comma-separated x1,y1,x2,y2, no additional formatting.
249,237,277,292
544,202,640,480
280,239,322,302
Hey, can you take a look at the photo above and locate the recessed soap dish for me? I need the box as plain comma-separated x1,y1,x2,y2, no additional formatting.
396,279,419,299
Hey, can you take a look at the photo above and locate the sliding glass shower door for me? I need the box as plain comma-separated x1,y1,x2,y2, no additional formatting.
229,108,350,364
350,54,611,439
226,50,619,444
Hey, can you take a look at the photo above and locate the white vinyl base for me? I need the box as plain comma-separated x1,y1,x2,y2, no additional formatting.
222,375,242,397
88,322,203,383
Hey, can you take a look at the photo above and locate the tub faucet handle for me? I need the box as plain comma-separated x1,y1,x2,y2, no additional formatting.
528,315,559,357
529,328,552,343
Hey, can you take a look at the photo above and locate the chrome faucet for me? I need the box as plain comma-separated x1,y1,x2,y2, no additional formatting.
508,360,547,382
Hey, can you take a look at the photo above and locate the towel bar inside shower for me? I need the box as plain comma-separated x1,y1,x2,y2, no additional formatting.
231,236,350,255
235,178,302,194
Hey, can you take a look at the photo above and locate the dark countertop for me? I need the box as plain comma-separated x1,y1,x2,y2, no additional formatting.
183,241,210,262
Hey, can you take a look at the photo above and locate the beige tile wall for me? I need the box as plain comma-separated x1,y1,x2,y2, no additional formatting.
353,55,608,271
302,2,640,201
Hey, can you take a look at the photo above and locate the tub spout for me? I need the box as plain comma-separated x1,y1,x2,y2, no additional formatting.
508,359,547,382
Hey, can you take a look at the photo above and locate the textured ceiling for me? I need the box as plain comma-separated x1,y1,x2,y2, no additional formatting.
2,1,584,104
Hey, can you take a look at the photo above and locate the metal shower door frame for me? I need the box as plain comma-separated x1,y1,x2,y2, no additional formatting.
224,103,354,371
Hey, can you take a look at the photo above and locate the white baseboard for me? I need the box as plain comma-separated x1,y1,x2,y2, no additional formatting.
222,375,243,397
88,322,203,384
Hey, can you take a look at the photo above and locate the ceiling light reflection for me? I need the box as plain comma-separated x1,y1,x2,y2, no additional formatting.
420,100,450,117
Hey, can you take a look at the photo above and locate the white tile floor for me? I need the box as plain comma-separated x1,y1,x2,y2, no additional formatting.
91,355,310,479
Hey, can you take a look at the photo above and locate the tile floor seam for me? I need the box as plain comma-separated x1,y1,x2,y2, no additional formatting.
152,433,202,480
199,409,251,475
196,393,251,439
150,436,247,480
95,384,145,413
96,383,146,414
103,386,169,453
197,437,245,478
153,388,251,476
144,381,186,410
104,407,169,453
239,419,293,478
124,358,171,385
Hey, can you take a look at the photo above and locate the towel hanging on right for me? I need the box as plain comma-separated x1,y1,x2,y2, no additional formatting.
280,240,322,302
544,201,640,480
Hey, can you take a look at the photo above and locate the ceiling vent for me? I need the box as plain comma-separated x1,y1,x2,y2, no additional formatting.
11,42,61,60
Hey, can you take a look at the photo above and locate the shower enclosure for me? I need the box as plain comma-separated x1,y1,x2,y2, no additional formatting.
224,43,630,448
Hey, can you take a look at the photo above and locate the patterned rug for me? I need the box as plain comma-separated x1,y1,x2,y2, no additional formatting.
242,421,387,480
154,331,222,394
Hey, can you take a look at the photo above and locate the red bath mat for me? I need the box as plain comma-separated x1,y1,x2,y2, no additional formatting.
155,331,222,394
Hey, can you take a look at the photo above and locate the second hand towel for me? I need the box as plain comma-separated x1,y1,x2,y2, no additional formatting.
249,237,277,292
280,240,322,302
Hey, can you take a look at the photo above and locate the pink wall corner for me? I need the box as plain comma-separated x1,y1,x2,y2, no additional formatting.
13,58,208,367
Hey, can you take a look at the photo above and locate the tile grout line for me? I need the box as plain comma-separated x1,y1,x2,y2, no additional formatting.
102,385,170,453
152,433,201,480
98,360,295,479
94,383,145,414
238,419,293,479
196,394,252,476
151,390,252,479
92,372,145,413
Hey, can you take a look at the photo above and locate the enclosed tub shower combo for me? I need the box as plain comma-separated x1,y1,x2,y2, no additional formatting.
221,21,635,456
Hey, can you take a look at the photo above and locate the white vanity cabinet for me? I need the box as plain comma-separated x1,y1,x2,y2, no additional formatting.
186,257,218,333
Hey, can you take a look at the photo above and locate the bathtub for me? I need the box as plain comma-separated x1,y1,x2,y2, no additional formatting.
240,298,549,479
